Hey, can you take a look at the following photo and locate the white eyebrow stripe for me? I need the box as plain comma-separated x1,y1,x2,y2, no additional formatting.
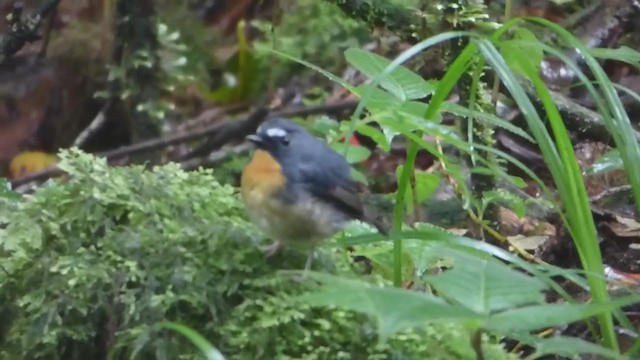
265,127,287,137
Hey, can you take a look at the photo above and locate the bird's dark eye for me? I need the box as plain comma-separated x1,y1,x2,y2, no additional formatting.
281,137,290,146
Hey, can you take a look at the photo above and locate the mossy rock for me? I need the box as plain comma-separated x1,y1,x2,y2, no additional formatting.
0,149,516,360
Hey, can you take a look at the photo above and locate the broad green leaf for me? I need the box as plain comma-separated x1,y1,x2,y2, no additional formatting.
350,242,414,281
488,294,640,332
158,322,226,360
330,143,371,164
345,48,433,101
518,335,629,360
353,84,402,113
354,123,390,152
423,244,547,314
297,272,483,340
398,100,443,123
311,116,340,136
343,226,586,302
399,100,429,117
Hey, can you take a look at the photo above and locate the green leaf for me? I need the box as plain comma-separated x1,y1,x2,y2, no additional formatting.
158,322,227,360
0,178,20,200
350,167,369,185
351,242,411,281
499,28,544,77
355,123,390,152
585,149,623,176
311,116,340,136
330,142,371,164
518,335,629,360
509,175,527,188
441,102,535,143
345,225,589,298
297,272,483,340
414,171,440,203
345,48,433,101
353,84,403,118
423,244,548,314
488,294,640,332
399,100,430,118
588,46,640,68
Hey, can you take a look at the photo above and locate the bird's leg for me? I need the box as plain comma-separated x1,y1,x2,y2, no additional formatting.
288,247,318,282
304,247,316,272
260,239,282,257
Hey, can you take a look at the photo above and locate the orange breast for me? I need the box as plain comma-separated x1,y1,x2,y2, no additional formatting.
241,149,286,204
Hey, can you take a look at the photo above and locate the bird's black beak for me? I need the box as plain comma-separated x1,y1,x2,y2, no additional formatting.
246,134,264,146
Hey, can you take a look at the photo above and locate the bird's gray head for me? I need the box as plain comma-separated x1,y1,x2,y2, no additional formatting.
246,118,313,159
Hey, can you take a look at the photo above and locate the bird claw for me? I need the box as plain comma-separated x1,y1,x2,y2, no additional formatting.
290,251,316,282
260,240,282,257
304,249,315,272
260,241,317,282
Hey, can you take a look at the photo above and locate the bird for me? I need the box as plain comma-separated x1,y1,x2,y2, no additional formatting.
240,117,387,271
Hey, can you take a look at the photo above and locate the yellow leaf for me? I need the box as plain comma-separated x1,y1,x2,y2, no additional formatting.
9,151,58,179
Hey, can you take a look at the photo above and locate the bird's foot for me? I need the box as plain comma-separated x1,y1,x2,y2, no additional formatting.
289,249,315,282
304,249,315,272
260,240,282,257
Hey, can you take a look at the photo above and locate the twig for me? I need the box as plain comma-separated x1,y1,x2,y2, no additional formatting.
37,0,57,58
73,105,109,147
72,2,129,148
10,100,359,188
180,143,252,172
590,185,632,203
179,102,269,160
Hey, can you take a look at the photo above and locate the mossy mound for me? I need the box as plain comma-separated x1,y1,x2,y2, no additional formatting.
0,149,516,360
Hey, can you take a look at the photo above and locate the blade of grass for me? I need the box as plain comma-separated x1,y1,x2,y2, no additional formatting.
524,16,640,232
157,322,226,360
476,37,617,350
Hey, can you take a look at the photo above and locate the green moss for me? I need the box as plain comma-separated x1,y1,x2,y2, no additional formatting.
0,150,516,359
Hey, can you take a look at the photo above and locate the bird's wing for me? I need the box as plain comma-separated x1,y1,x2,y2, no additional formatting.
323,183,366,220
296,151,365,221
301,169,389,235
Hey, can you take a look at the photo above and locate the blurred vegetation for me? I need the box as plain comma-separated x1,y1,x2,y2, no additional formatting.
2,0,640,359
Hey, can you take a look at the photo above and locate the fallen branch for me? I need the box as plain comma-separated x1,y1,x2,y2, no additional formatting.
10,99,359,189
522,82,640,144
73,105,109,147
